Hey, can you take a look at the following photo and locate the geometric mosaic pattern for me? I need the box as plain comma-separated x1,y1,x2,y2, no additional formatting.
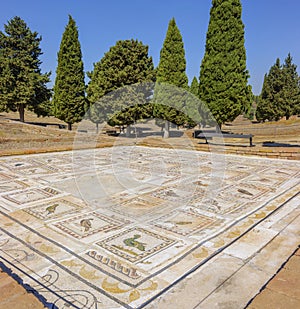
152,208,218,236
96,227,176,262
54,211,131,239
2,187,60,205
0,146,299,308
23,198,85,221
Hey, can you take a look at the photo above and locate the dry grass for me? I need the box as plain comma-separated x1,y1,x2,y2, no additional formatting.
0,111,299,157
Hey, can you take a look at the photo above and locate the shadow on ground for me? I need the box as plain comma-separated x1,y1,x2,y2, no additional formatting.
263,141,300,148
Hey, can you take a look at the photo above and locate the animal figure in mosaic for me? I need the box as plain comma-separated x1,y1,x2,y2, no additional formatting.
237,188,253,196
123,234,146,251
174,221,192,225
80,218,93,232
46,203,59,215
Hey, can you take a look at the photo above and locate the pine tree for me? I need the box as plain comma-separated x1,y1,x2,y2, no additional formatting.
153,18,189,138
199,0,250,128
52,15,86,130
0,16,51,122
256,55,300,122
256,59,285,122
87,39,155,133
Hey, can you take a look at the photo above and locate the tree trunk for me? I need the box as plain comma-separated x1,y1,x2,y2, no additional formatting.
68,123,72,131
163,120,170,138
96,123,99,134
18,104,25,123
126,125,131,137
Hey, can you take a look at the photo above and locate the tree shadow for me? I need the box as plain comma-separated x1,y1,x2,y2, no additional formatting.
262,141,300,148
122,129,185,138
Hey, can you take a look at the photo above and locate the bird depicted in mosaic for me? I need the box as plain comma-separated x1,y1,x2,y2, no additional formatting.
237,188,253,196
123,234,146,251
165,220,192,227
46,203,59,215
80,218,93,232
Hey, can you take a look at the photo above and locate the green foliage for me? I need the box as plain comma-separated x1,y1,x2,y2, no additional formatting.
199,0,250,127
256,55,300,122
256,61,283,122
153,18,191,135
281,54,300,119
155,18,188,88
52,15,86,130
0,16,51,122
190,77,199,97
87,39,155,126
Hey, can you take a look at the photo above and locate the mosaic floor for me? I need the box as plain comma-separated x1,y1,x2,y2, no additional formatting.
0,146,299,308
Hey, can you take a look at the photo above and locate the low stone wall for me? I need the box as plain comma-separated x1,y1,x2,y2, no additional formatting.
224,146,300,160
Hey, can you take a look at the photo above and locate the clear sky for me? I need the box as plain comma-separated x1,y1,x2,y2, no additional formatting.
1,0,300,95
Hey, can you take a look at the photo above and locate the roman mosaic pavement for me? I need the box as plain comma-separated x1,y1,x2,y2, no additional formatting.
0,146,299,308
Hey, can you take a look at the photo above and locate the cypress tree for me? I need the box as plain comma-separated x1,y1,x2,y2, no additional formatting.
0,16,51,122
87,39,155,133
281,53,300,119
52,15,86,130
153,18,189,138
199,0,250,128
190,76,199,97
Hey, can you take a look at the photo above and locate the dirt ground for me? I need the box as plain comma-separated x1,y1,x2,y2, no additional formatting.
0,111,299,157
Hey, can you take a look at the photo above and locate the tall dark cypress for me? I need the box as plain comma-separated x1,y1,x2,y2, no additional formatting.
53,15,86,130
154,18,189,138
190,76,199,97
199,0,250,128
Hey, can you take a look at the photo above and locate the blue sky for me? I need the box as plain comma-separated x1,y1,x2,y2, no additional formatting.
1,0,300,95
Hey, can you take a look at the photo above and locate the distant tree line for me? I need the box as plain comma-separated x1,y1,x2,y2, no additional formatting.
256,54,300,122
0,0,298,136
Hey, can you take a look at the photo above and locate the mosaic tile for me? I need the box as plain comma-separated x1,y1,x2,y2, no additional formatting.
96,227,176,263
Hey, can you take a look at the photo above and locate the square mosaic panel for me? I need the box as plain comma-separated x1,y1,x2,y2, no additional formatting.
0,159,39,170
152,209,218,236
96,227,175,263
194,196,245,214
54,212,130,239
150,186,190,202
23,198,85,220
222,170,250,183
194,182,270,214
15,165,59,175
0,180,29,194
262,166,300,179
243,174,288,188
226,161,265,173
2,187,60,205
112,196,163,217
224,183,270,201
34,155,71,165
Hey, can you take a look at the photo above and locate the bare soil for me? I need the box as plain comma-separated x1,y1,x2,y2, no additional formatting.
0,111,299,157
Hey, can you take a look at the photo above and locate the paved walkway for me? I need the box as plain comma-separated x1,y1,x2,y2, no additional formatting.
0,245,300,309
247,247,300,309
0,146,299,308
1,246,299,308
